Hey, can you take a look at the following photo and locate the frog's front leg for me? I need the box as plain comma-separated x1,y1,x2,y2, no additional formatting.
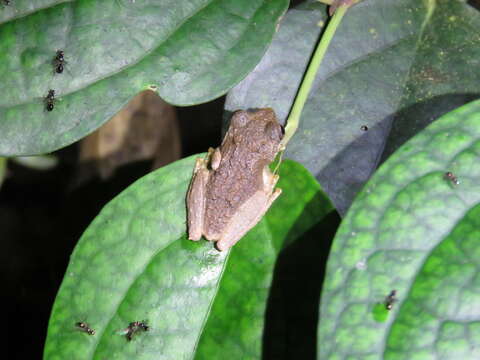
186,158,210,241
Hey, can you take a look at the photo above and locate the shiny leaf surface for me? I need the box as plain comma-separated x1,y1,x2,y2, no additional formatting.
44,157,335,359
0,0,288,155
318,100,480,359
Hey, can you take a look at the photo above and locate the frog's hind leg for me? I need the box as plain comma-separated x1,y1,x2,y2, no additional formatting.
215,184,282,251
187,158,209,241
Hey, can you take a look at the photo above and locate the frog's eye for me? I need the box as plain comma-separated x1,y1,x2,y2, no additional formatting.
265,122,284,142
231,111,249,128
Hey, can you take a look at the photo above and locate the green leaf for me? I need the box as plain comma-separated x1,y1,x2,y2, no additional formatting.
44,157,335,360
0,0,65,25
381,0,480,158
318,99,480,359
225,0,480,214
0,0,288,156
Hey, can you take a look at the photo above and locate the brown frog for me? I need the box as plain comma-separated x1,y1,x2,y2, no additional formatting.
186,108,284,251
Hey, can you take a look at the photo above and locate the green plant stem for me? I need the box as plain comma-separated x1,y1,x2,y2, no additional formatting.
281,5,349,147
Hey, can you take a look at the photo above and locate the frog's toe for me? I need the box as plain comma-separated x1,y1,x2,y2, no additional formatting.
187,230,202,241
215,239,230,252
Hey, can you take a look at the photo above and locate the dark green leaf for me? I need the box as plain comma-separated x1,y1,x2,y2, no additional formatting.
0,0,66,25
225,0,480,214
318,99,480,359
0,0,288,156
44,157,335,359
382,0,480,158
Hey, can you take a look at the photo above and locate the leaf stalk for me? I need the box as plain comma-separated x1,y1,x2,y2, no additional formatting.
281,4,349,147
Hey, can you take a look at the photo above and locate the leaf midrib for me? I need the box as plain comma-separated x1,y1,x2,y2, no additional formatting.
90,233,187,359
190,248,232,360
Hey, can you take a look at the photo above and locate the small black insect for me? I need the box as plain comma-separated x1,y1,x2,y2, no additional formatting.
136,321,149,331
53,50,66,74
444,171,460,186
3,0,11,5
44,89,56,111
125,320,149,341
385,290,397,311
76,321,96,335
360,125,369,131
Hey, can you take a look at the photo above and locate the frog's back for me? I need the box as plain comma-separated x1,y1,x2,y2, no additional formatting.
203,108,283,240
204,155,264,239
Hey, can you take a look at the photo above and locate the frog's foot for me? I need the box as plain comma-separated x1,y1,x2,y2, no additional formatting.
210,148,222,170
